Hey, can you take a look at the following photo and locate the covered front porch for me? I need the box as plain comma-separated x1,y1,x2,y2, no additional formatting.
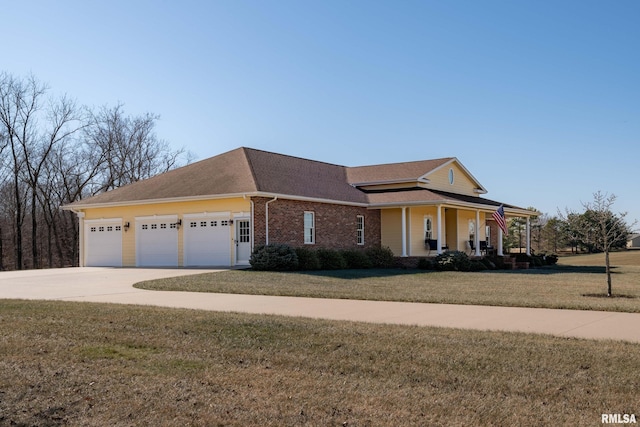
380,203,535,258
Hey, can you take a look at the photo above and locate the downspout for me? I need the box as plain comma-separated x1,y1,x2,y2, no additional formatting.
264,196,278,246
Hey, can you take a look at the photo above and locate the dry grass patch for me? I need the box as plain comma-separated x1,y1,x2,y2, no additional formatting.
136,252,640,312
0,300,638,426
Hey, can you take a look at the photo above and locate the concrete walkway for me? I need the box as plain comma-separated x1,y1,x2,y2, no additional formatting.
1,267,640,343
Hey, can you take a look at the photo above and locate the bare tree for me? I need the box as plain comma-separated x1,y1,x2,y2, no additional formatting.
582,192,635,297
561,191,635,297
85,104,187,193
0,73,46,269
0,72,193,270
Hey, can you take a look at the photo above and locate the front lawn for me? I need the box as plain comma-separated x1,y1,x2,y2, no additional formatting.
1,300,637,426
135,252,640,312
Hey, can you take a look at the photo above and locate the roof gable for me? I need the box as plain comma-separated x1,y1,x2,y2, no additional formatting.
346,157,487,195
347,158,453,186
420,158,487,195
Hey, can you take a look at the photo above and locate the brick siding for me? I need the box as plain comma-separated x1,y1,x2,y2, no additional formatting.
252,197,381,250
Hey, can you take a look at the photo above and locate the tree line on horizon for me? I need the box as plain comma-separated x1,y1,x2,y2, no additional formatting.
0,72,191,271
507,199,633,257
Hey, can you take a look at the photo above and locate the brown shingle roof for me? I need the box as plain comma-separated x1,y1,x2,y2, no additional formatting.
245,148,369,203
66,147,369,207
65,147,527,212
66,147,258,206
347,158,453,184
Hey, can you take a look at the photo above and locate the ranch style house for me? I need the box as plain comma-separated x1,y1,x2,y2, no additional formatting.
63,147,536,267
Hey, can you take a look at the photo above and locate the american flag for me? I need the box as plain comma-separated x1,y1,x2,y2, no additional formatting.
492,205,508,236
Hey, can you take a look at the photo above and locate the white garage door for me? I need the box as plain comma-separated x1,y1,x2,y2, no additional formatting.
136,216,178,267
184,213,231,266
85,219,122,267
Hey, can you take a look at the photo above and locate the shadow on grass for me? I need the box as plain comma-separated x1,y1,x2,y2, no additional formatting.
582,293,637,299
238,268,426,280
238,265,615,278
490,265,614,275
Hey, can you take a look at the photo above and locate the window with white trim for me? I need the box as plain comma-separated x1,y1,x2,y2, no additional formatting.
304,211,315,244
356,215,365,245
424,216,433,240
469,220,475,240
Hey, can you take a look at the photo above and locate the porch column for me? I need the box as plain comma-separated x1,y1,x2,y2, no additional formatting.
497,227,504,256
437,205,443,255
401,207,407,257
475,210,481,257
526,217,531,256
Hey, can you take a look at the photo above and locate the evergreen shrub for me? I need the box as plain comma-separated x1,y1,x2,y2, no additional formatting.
434,251,471,271
250,244,299,271
365,246,395,268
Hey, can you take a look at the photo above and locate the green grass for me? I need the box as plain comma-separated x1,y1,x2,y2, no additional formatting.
135,251,640,312
0,300,638,426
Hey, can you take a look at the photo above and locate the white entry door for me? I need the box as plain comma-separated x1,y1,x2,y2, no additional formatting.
183,213,232,266
136,216,179,267
235,218,251,265
85,219,122,267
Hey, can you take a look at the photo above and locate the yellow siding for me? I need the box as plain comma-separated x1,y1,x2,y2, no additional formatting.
409,207,438,256
382,206,490,257
456,210,476,252
426,163,480,196
82,198,251,267
381,209,403,256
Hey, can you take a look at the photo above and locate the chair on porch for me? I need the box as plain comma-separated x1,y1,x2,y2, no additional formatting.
479,240,493,256
467,240,475,255
425,239,437,256
425,239,448,255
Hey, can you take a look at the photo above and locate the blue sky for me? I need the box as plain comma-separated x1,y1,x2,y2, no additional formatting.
4,1,640,224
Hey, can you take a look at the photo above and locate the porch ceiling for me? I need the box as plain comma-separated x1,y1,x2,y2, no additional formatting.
365,188,534,216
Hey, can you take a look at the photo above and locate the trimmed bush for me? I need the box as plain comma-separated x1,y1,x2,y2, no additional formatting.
469,260,488,271
544,253,559,265
317,248,347,270
341,250,373,269
417,258,434,270
366,246,395,268
480,257,496,270
434,251,471,272
250,244,299,271
295,247,321,270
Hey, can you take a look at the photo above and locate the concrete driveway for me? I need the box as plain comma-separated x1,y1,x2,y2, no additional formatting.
1,267,640,343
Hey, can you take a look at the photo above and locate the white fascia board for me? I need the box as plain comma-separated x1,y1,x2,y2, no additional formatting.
62,191,369,210
61,193,258,210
